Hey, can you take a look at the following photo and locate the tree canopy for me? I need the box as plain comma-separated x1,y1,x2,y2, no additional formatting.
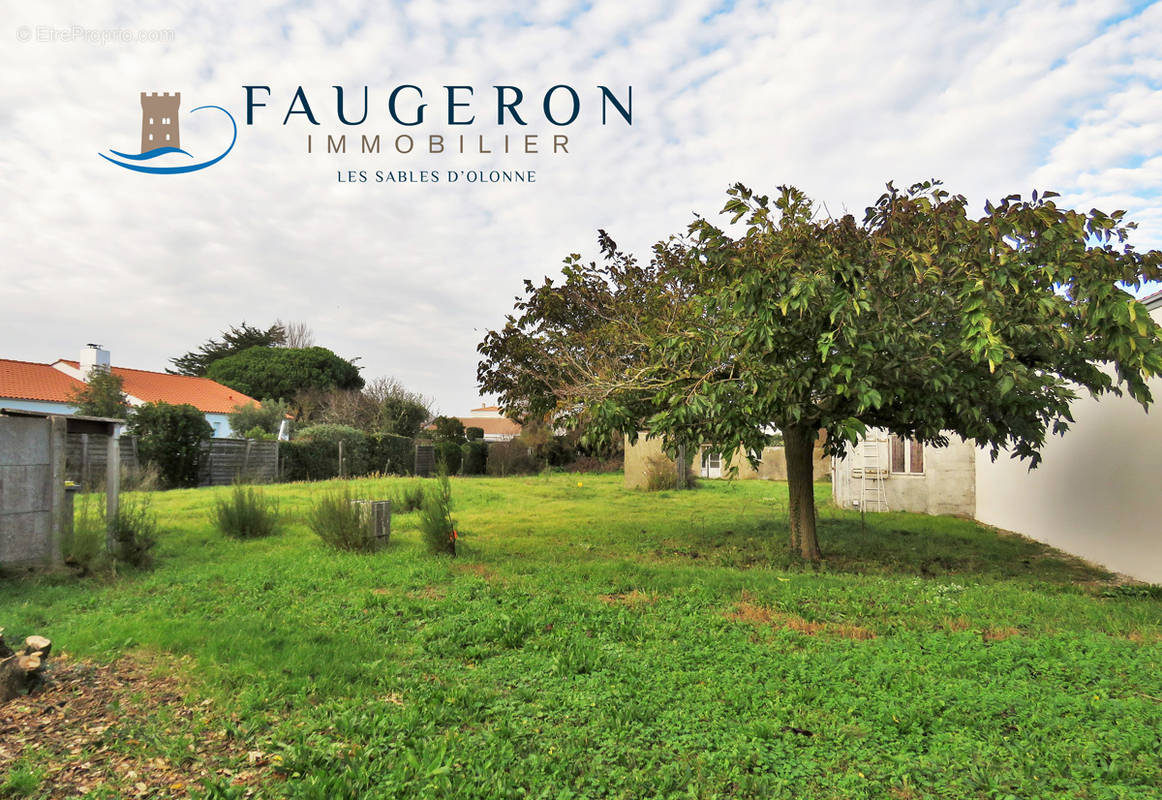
206,346,364,403
169,322,288,376
479,181,1162,560
68,370,131,419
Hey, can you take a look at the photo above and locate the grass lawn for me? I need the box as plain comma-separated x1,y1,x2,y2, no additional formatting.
1,473,1160,799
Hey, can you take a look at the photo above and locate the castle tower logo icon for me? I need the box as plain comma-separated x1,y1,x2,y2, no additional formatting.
99,91,236,174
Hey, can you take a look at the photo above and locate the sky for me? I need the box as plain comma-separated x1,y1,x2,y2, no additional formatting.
2,0,1161,415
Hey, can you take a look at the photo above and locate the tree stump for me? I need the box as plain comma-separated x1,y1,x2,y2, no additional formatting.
0,629,53,704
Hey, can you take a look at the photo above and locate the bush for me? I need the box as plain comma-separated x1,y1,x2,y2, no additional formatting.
435,440,463,475
418,473,457,556
284,424,370,479
229,398,292,438
66,493,107,574
486,440,538,476
129,402,213,488
544,436,577,468
643,454,697,492
461,440,488,475
368,433,414,475
430,416,466,443
390,481,427,513
214,485,280,539
465,426,484,441
109,497,160,567
307,488,378,552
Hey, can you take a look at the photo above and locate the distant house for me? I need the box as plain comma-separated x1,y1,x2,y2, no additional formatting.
624,433,830,488
426,405,522,442
831,289,1162,583
0,345,258,438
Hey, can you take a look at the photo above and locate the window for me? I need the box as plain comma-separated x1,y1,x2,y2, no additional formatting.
148,134,153,141
149,117,154,124
165,134,171,141
889,435,924,474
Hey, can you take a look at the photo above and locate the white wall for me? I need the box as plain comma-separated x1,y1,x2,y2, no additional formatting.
974,306,1162,583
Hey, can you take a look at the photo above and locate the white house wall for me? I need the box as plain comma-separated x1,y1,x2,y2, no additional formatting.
973,318,1162,583
0,398,78,416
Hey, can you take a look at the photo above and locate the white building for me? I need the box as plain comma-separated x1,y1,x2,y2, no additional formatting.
832,291,1162,584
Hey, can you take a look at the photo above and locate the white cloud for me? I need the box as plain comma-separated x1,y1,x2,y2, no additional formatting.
1,0,1160,413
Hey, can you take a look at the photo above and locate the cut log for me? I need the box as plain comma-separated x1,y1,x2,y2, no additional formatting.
0,633,52,704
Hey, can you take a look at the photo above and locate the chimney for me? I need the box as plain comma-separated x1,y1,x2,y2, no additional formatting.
79,343,111,378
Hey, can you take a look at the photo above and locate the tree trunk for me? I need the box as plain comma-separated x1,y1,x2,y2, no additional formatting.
0,630,52,704
783,425,821,561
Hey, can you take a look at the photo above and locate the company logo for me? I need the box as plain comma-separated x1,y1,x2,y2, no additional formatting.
99,91,236,174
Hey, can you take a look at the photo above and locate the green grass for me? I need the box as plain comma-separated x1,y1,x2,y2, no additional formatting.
2,473,1160,799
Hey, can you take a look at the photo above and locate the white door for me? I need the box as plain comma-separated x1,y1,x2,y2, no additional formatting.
701,450,722,478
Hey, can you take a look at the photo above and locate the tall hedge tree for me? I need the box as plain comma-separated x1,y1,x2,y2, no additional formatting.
479,182,1162,561
129,402,213,488
169,322,287,376
206,346,364,403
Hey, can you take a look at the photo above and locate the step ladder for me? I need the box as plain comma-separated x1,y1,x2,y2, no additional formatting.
857,435,889,513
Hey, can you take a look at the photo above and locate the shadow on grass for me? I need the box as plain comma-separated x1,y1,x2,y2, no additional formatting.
676,510,1114,584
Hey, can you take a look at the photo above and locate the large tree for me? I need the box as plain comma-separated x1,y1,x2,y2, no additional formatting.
206,345,364,403
169,322,287,376
479,182,1162,560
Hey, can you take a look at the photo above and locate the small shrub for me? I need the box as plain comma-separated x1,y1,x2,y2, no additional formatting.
214,485,281,539
66,493,107,574
465,426,484,441
109,496,159,567
643,454,696,492
418,473,457,556
307,488,377,552
121,461,163,492
390,481,427,513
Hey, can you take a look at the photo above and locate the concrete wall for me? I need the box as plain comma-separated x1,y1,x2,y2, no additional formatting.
625,435,827,488
0,416,66,567
731,445,830,482
623,434,673,490
974,311,1162,582
832,435,976,517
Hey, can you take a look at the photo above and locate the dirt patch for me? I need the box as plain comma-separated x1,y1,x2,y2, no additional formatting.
982,627,1021,642
726,594,875,640
407,585,447,600
452,562,497,581
0,653,267,798
942,616,972,632
599,590,658,608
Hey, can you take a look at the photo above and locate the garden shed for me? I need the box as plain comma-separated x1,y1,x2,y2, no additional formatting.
0,409,123,569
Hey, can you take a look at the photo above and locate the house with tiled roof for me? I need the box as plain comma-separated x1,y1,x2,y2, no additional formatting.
425,404,522,442
0,345,258,438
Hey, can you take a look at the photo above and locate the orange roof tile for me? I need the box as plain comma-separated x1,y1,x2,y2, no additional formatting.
458,416,522,436
0,359,85,403
56,360,258,414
